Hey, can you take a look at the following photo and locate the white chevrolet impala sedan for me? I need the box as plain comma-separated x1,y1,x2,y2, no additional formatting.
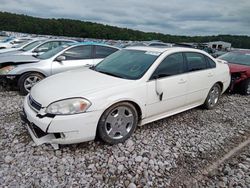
21,47,230,149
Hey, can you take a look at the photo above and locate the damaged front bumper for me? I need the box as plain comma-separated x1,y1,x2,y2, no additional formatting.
0,75,18,88
20,95,102,149
20,110,59,149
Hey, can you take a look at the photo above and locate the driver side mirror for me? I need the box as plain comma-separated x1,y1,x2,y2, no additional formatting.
55,55,66,62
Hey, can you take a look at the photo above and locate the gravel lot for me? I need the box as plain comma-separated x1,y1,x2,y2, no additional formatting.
0,89,249,187
199,144,250,188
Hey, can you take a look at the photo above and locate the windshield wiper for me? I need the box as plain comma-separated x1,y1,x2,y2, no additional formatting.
97,70,124,78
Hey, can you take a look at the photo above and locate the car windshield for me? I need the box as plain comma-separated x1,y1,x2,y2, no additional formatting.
13,41,30,48
94,49,160,80
21,40,44,51
219,52,250,66
37,44,70,60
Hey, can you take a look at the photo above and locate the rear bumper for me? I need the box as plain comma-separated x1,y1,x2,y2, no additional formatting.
21,95,103,149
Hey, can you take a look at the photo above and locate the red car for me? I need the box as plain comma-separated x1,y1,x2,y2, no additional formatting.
218,50,250,95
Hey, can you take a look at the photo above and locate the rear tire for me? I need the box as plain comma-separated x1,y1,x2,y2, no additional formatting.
203,83,221,110
97,102,138,145
240,79,250,95
18,72,45,95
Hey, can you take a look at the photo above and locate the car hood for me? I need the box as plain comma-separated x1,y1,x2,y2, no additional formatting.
227,62,250,74
0,50,22,56
0,55,39,64
30,68,132,107
0,48,19,54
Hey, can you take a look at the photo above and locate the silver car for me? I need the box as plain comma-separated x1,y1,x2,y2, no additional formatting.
0,42,119,95
0,39,76,56
0,37,32,49
0,38,45,54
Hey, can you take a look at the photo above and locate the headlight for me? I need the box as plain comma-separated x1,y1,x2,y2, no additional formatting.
0,65,17,75
46,98,91,115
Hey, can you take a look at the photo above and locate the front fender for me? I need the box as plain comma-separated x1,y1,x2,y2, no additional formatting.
87,84,147,119
8,62,51,77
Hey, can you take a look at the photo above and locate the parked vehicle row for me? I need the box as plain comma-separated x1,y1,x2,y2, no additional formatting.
20,47,230,149
0,37,32,49
0,38,47,54
0,38,76,56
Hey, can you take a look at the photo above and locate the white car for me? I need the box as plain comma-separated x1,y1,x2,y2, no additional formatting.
0,39,76,56
0,38,45,54
0,37,32,49
21,47,230,149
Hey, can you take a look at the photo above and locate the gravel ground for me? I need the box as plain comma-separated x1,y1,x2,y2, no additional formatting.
0,90,249,187
199,144,250,188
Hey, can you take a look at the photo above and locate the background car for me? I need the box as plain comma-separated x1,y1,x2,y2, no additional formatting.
0,38,45,54
0,37,32,49
218,50,250,95
212,50,228,58
0,42,119,94
20,47,230,149
0,39,76,56
123,41,171,48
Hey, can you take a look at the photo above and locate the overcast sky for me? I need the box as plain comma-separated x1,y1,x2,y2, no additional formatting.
0,0,250,36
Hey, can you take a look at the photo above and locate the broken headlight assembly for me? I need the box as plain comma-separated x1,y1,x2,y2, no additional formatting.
0,65,17,75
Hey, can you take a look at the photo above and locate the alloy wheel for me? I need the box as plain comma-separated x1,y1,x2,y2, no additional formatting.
104,106,134,139
207,85,220,108
24,76,42,92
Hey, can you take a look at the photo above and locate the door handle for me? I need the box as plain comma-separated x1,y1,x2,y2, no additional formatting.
208,73,213,77
178,78,187,84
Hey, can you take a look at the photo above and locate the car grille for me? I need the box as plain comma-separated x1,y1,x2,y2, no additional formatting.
29,95,42,111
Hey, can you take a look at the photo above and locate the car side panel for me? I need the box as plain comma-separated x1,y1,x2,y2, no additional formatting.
51,59,96,75
8,60,52,77
145,74,188,118
85,82,148,120
186,69,215,106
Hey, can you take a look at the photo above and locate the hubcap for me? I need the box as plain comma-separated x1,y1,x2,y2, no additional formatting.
24,76,42,92
105,106,134,139
208,86,220,107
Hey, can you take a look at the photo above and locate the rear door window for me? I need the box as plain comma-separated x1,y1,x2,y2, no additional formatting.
206,57,216,68
62,45,93,60
185,52,207,72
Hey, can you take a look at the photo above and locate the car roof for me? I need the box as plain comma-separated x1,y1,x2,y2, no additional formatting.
231,50,250,54
37,39,76,43
125,46,206,54
71,42,120,49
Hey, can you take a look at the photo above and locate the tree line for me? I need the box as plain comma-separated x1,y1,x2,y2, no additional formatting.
0,11,250,48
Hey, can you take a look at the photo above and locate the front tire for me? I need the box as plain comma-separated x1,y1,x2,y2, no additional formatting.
97,102,138,145
203,83,221,110
18,72,45,95
240,79,250,95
